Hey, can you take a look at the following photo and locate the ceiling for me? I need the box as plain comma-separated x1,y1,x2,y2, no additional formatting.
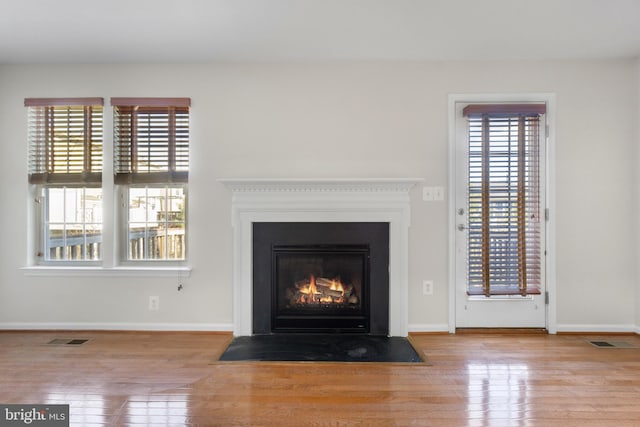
1,0,639,64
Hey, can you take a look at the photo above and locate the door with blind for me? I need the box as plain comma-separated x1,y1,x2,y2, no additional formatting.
454,102,547,328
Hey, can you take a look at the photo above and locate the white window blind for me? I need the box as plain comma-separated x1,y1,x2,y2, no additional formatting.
25,98,103,185
111,97,190,184
463,104,545,296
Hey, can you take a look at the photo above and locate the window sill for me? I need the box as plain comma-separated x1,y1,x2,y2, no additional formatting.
21,265,191,278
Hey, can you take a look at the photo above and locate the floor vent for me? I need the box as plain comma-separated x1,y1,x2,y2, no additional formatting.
47,338,89,345
589,340,638,349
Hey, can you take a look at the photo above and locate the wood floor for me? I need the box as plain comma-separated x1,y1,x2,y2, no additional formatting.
1,331,639,426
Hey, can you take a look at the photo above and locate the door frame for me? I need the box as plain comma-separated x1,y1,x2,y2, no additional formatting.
447,93,557,334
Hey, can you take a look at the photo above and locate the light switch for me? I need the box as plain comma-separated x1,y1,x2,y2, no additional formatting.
434,186,445,201
423,186,444,202
422,186,434,201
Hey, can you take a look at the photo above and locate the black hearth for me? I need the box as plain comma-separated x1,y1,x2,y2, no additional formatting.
253,222,389,335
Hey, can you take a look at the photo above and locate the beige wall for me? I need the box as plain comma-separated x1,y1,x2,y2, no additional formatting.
0,60,637,331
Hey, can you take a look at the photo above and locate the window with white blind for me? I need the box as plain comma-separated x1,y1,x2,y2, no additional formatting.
111,97,190,261
25,97,104,262
463,104,545,296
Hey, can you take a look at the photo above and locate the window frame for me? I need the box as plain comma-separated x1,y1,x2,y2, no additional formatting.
111,97,191,264
23,96,192,275
118,184,188,265
462,104,545,297
40,185,104,264
25,98,105,265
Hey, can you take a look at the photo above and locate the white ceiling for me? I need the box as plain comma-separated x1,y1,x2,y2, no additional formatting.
1,0,639,64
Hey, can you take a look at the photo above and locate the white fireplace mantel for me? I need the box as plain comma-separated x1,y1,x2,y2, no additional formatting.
219,178,423,337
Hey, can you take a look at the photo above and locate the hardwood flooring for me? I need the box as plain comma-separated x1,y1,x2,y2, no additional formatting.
1,330,639,426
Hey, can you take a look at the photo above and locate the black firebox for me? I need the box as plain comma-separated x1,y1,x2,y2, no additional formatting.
252,222,389,335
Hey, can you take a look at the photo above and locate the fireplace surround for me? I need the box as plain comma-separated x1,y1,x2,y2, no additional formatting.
220,178,422,337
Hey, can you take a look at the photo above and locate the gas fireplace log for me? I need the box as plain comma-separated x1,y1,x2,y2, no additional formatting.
295,279,310,289
317,287,343,298
343,284,354,298
289,291,311,305
292,288,343,299
316,277,353,293
295,277,352,290
315,277,334,288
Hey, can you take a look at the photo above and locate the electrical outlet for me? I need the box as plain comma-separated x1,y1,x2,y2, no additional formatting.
422,280,434,295
149,296,159,311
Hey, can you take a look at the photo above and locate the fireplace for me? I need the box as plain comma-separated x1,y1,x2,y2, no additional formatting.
252,222,389,335
220,178,421,337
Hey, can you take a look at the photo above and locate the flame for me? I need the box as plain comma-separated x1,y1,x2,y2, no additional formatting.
330,279,344,293
307,275,318,304
293,275,351,306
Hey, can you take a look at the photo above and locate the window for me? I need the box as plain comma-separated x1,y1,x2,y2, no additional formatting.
463,104,545,296
25,98,104,262
112,97,190,261
127,186,186,260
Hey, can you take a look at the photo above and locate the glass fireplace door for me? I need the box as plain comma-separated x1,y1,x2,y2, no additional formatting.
272,245,369,332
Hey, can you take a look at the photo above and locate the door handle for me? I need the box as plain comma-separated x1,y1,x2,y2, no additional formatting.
457,224,466,231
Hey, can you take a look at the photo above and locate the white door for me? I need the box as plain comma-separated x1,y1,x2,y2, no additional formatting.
454,100,547,328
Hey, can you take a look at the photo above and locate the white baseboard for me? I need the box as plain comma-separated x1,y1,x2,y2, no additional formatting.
556,324,637,334
0,322,234,332
407,323,450,333
407,324,639,334
4,322,634,335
